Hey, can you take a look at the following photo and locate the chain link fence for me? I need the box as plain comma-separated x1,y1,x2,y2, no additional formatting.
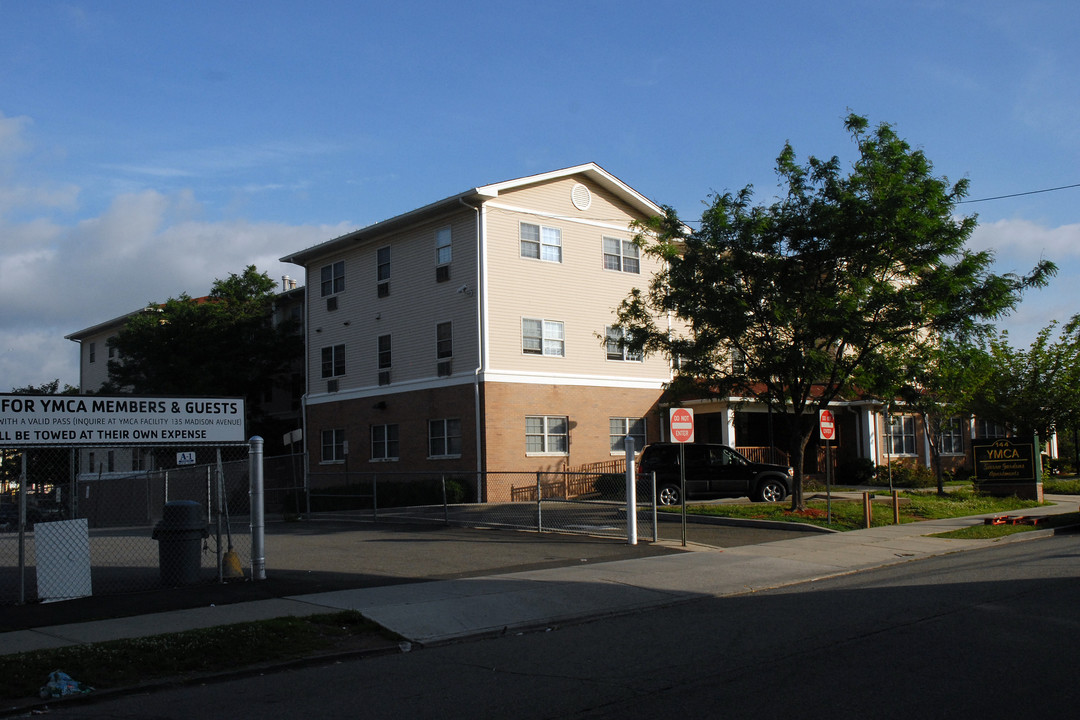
1,443,252,606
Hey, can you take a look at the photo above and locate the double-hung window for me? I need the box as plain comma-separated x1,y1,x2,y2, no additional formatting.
522,318,564,357
371,424,399,461
429,418,462,458
520,223,562,262
436,322,453,359
605,326,642,361
321,428,346,463
526,415,569,454
976,418,1007,438
939,417,964,455
377,246,391,296
436,227,452,265
610,417,647,454
885,414,917,455
602,236,640,273
321,345,345,378
321,261,345,296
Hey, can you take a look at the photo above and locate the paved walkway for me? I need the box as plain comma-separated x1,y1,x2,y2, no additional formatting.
2,495,1076,655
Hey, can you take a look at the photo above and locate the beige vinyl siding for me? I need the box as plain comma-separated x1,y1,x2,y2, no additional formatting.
483,178,669,380
305,210,479,395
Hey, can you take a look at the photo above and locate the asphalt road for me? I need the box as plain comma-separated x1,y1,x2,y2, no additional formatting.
39,533,1080,718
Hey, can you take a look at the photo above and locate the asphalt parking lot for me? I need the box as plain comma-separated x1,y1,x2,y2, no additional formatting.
2,512,819,632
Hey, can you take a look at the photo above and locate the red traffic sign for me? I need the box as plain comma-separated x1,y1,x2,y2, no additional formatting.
669,407,695,443
819,409,836,441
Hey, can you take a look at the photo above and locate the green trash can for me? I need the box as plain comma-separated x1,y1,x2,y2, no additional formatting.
152,501,209,586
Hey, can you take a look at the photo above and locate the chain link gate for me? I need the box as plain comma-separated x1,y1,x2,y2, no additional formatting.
0,442,257,605
0,394,262,606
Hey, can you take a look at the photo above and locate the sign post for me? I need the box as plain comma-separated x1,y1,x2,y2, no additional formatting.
819,409,835,524
669,408,695,547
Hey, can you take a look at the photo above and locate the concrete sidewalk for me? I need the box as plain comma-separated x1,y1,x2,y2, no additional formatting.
3,495,1077,655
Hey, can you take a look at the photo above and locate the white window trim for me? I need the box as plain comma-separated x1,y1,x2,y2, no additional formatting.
602,236,640,274
609,417,647,455
522,318,565,357
520,222,563,263
370,423,399,462
885,414,918,456
605,326,642,362
436,226,452,266
938,417,965,456
428,418,462,459
320,428,346,464
526,415,569,456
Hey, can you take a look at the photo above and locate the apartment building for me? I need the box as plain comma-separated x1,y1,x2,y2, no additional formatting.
280,164,674,501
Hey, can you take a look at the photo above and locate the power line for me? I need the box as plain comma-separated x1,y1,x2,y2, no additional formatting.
959,182,1080,204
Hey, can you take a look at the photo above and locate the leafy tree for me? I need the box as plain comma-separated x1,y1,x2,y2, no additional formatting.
971,317,1080,445
891,339,994,494
9,379,78,396
105,266,302,438
615,114,1055,509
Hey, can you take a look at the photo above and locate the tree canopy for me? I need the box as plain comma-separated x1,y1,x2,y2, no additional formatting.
615,113,1055,508
105,266,302,435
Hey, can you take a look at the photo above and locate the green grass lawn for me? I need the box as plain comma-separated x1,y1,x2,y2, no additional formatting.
672,489,1045,532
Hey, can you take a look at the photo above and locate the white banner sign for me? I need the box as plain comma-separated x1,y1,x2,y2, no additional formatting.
0,395,246,446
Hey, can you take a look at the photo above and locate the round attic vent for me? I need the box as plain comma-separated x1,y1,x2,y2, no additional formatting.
571,183,592,211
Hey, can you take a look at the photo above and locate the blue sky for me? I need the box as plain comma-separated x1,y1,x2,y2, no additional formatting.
1,0,1078,389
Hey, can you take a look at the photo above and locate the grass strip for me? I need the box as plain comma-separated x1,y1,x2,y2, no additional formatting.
0,611,397,701
669,490,1044,531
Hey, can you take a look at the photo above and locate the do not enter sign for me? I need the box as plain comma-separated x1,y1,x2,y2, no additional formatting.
670,407,695,443
819,409,836,441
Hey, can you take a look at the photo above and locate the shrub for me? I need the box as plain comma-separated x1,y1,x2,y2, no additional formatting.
874,462,936,488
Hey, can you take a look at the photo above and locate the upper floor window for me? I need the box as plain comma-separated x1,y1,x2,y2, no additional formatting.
603,237,639,273
89,342,96,364
605,326,642,362
436,227,452,266
520,223,562,263
377,334,392,370
321,344,346,378
522,318,565,357
321,261,345,297
377,246,391,297
436,322,453,359
885,414,917,455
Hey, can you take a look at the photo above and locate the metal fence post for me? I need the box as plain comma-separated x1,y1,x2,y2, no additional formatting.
442,474,449,525
536,471,542,533
249,436,266,581
651,471,658,542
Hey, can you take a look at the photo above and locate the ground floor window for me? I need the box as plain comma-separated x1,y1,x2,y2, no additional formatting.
321,428,346,463
371,424,399,461
526,415,568,454
885,414,917,455
428,418,462,458
938,417,964,455
609,417,647,454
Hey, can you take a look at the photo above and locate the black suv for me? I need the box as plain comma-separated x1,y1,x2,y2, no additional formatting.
638,442,793,505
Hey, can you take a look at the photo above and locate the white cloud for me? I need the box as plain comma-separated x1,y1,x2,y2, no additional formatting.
969,218,1080,259
969,217,1080,346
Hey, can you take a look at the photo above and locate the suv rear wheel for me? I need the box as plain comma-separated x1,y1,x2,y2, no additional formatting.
657,483,682,506
755,478,787,503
